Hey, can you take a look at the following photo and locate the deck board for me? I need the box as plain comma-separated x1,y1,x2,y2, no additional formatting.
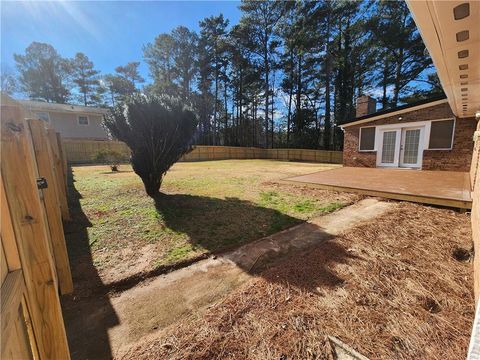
284,167,472,209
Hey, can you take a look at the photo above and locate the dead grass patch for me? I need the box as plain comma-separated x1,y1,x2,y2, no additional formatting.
120,202,474,360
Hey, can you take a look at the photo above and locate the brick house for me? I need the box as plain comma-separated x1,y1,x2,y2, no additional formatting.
341,95,477,171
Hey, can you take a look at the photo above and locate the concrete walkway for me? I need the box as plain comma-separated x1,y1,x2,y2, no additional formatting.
65,198,394,359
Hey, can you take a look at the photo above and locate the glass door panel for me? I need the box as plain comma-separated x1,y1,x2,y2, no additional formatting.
381,131,397,164
400,128,422,168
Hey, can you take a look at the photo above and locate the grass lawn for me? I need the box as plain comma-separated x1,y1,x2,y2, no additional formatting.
68,160,359,284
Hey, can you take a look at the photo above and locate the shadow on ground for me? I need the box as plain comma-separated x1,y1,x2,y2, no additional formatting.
154,193,298,251
62,168,119,360
152,193,358,292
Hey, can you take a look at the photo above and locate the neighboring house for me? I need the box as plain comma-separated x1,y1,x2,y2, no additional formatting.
341,95,477,172
18,99,109,140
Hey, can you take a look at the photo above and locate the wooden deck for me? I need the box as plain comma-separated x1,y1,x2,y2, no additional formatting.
284,167,472,209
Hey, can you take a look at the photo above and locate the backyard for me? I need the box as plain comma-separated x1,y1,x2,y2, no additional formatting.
66,160,359,289
62,159,475,359
3,0,479,358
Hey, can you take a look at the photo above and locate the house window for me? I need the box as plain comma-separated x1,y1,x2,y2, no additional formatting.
359,127,376,151
78,115,89,126
36,112,50,123
428,119,454,149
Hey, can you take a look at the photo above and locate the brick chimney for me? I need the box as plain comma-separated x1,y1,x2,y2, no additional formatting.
356,95,376,118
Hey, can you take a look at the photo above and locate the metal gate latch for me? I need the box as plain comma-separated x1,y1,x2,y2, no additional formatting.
36,177,48,189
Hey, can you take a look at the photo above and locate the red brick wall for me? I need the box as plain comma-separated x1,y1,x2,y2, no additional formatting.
343,102,476,171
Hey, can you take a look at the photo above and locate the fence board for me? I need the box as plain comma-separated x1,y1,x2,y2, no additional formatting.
48,129,71,221
1,270,25,337
28,120,73,295
1,111,70,359
57,132,68,195
1,181,21,272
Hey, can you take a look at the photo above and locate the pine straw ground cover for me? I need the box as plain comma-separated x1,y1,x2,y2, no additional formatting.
120,202,474,360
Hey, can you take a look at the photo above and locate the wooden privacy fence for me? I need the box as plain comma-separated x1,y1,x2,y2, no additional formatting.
63,139,131,163
1,96,72,359
62,140,344,164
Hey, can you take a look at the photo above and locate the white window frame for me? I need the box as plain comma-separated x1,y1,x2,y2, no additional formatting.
36,111,50,123
77,115,90,126
424,118,456,151
358,126,376,152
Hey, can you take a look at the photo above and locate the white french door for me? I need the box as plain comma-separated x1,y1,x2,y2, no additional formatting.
399,127,423,168
377,127,424,168
378,129,401,167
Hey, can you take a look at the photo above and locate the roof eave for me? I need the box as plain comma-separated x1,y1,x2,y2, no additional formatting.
406,0,480,118
340,99,449,129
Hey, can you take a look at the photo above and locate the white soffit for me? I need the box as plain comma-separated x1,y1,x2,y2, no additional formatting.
406,0,479,118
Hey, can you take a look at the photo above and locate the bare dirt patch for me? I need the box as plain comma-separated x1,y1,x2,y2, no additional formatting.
120,202,474,360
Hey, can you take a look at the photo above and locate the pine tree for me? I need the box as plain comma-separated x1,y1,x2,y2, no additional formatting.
239,0,284,148
199,14,229,145
171,26,198,101
14,42,71,103
367,0,433,107
70,52,100,106
115,62,144,90
144,33,176,95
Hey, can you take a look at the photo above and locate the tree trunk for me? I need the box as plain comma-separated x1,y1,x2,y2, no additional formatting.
381,53,389,109
296,53,302,131
264,42,269,149
393,47,404,106
253,98,257,147
393,12,407,107
224,81,228,145
342,19,353,124
337,19,347,126
323,9,332,150
239,67,243,146
141,175,162,198
270,71,275,148
214,63,219,145
286,52,294,148
287,86,293,147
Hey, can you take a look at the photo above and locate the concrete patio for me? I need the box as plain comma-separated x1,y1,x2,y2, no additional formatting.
284,167,472,209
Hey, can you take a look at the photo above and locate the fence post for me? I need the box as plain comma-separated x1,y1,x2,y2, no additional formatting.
1,110,71,359
47,129,70,221
27,119,73,295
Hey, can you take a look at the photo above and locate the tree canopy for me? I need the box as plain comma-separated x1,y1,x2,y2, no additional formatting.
104,95,197,197
8,0,440,150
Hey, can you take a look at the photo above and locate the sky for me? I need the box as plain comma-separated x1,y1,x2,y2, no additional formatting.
1,1,241,83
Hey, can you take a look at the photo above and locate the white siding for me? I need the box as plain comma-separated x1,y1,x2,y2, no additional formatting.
48,112,108,140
